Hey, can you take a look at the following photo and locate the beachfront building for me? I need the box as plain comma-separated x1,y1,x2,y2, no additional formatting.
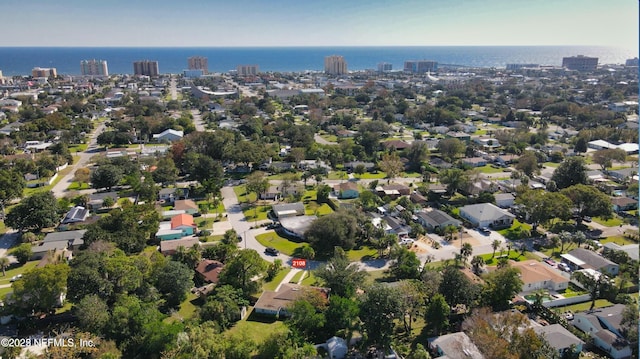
80,59,109,76
377,62,392,72
32,67,57,78
236,65,259,76
188,56,208,74
404,60,438,73
324,55,347,75
562,55,598,71
133,60,159,76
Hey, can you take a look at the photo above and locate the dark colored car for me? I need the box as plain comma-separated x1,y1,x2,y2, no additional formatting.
265,247,279,256
478,227,491,235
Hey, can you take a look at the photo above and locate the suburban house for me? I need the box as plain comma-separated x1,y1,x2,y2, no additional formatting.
607,168,637,182
260,185,281,201
87,192,119,210
279,215,317,239
320,337,348,359
272,203,305,218
511,260,569,292
410,191,428,205
32,230,87,260
334,182,359,199
573,305,632,359
459,203,515,229
173,199,199,215
343,161,375,173
603,242,639,261
494,193,516,208
495,154,520,166
152,129,184,142
254,283,330,317
461,157,487,167
561,248,619,276
160,237,200,256
382,215,411,237
382,140,410,150
195,259,224,284
159,188,178,203
416,209,461,232
385,183,411,196
429,157,453,169
61,206,90,224
156,213,197,240
532,324,584,357
611,197,638,212
428,332,484,359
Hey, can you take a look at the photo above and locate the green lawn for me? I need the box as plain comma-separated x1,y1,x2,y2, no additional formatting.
196,217,215,230
263,268,291,292
166,292,200,323
233,185,257,203
254,232,309,256
356,172,388,179
321,134,338,142
67,182,90,191
478,251,538,265
497,219,533,240
288,270,305,284
305,201,333,216
556,299,614,313
301,271,320,286
197,200,226,215
347,246,378,261
226,308,288,344
476,165,505,174
0,286,13,300
243,204,271,222
0,261,39,286
0,221,5,235
543,162,560,168
69,143,89,152
593,216,624,227
23,166,74,197
600,236,637,246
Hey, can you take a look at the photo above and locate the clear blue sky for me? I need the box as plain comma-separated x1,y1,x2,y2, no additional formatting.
1,0,637,50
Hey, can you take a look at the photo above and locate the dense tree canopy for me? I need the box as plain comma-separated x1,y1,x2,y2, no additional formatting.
5,191,60,232
306,210,360,256
551,156,588,189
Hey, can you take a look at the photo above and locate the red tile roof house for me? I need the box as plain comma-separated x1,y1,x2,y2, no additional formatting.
156,213,198,240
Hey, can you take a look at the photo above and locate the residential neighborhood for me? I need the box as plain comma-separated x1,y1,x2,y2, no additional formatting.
0,50,636,359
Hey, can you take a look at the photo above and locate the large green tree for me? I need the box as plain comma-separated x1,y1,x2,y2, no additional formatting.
436,138,465,162
154,260,194,308
0,169,25,215
481,265,523,311
561,184,613,221
218,249,267,297
551,156,588,189
515,189,573,230
438,265,480,308
315,248,366,298
75,294,110,335
359,284,401,350
5,191,60,232
306,211,359,256
90,164,123,191
425,293,450,335
12,263,70,315
389,246,421,280
592,148,627,171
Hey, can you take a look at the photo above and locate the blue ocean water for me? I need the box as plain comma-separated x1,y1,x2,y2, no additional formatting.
0,46,635,76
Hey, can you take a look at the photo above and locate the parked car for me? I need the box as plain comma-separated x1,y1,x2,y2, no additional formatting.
564,311,574,320
557,263,570,272
543,257,556,266
265,247,279,256
399,238,415,246
582,216,592,223
10,274,22,282
478,227,491,235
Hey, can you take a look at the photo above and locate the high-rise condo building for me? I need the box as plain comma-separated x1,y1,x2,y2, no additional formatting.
188,56,208,74
562,55,598,71
32,67,57,78
133,60,159,76
236,65,259,76
377,62,392,73
625,57,638,67
324,55,347,75
80,59,109,76
403,60,438,73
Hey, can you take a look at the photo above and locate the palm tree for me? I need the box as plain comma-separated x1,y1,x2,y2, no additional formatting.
470,255,485,275
460,242,473,266
506,242,513,257
491,239,501,258
0,257,9,276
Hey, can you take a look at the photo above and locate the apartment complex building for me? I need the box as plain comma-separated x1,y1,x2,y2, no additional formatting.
80,59,109,76
32,67,57,78
236,65,259,76
562,55,598,71
404,60,438,73
188,56,208,74
133,60,159,76
324,55,347,75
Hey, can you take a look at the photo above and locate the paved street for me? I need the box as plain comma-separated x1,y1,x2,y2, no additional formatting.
50,121,108,198
191,109,206,132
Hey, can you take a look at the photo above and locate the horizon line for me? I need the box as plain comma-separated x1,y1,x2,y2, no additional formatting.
0,44,633,49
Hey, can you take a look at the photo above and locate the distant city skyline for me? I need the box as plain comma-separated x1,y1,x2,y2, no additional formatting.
0,0,637,51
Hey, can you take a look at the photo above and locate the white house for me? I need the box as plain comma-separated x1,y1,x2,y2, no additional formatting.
152,129,184,142
573,305,632,359
512,260,569,292
459,203,515,229
533,324,584,357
